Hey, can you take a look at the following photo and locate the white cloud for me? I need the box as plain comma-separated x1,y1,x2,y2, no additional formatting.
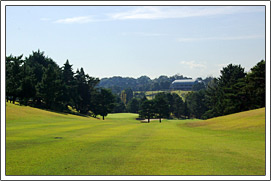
52,6,264,24
180,61,206,69
54,16,95,24
109,7,165,20
108,6,263,20
177,35,263,42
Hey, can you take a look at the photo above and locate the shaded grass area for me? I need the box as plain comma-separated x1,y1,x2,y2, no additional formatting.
6,103,265,175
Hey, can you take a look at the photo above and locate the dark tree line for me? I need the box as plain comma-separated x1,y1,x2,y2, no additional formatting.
6,50,265,121
137,60,265,121
109,88,188,122
98,74,194,94
6,50,115,120
107,78,212,115
138,92,188,123
99,75,213,94
185,60,265,119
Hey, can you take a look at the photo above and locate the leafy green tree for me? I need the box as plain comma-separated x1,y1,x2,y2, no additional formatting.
203,64,246,118
24,50,57,106
127,98,140,113
87,75,100,114
74,68,91,114
74,68,99,114
153,93,170,123
244,60,265,109
36,64,63,110
160,81,171,90
93,88,115,120
202,76,214,85
192,82,205,91
136,76,152,91
25,50,55,83
218,64,246,88
229,77,250,112
120,88,133,105
218,64,246,115
183,101,190,119
6,54,23,103
172,93,184,119
202,79,221,119
19,62,36,105
186,90,208,119
139,99,155,123
151,82,160,91
61,60,76,109
138,95,148,112
113,96,126,113
202,62,264,119
125,88,134,103
165,93,174,114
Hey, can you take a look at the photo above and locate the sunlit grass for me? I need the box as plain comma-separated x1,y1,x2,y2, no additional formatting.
6,103,265,175
186,108,265,131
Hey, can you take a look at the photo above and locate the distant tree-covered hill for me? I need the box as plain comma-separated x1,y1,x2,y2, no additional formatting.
98,74,193,94
98,74,213,94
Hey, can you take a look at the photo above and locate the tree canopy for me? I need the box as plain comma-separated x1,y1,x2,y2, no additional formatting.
6,50,113,120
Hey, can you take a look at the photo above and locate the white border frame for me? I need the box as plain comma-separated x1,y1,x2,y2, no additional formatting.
1,1,270,180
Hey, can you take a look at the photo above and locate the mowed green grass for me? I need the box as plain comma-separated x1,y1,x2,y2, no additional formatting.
6,103,265,175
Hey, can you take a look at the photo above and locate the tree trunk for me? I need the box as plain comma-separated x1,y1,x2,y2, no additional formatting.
103,116,104,120
159,116,161,123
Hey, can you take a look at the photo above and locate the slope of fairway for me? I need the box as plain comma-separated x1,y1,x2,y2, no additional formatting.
6,103,265,176
186,108,265,131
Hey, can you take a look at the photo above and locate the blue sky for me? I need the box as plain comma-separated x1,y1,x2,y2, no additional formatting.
6,6,265,79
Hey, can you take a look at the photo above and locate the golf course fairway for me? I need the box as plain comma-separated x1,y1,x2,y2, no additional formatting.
6,102,265,175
